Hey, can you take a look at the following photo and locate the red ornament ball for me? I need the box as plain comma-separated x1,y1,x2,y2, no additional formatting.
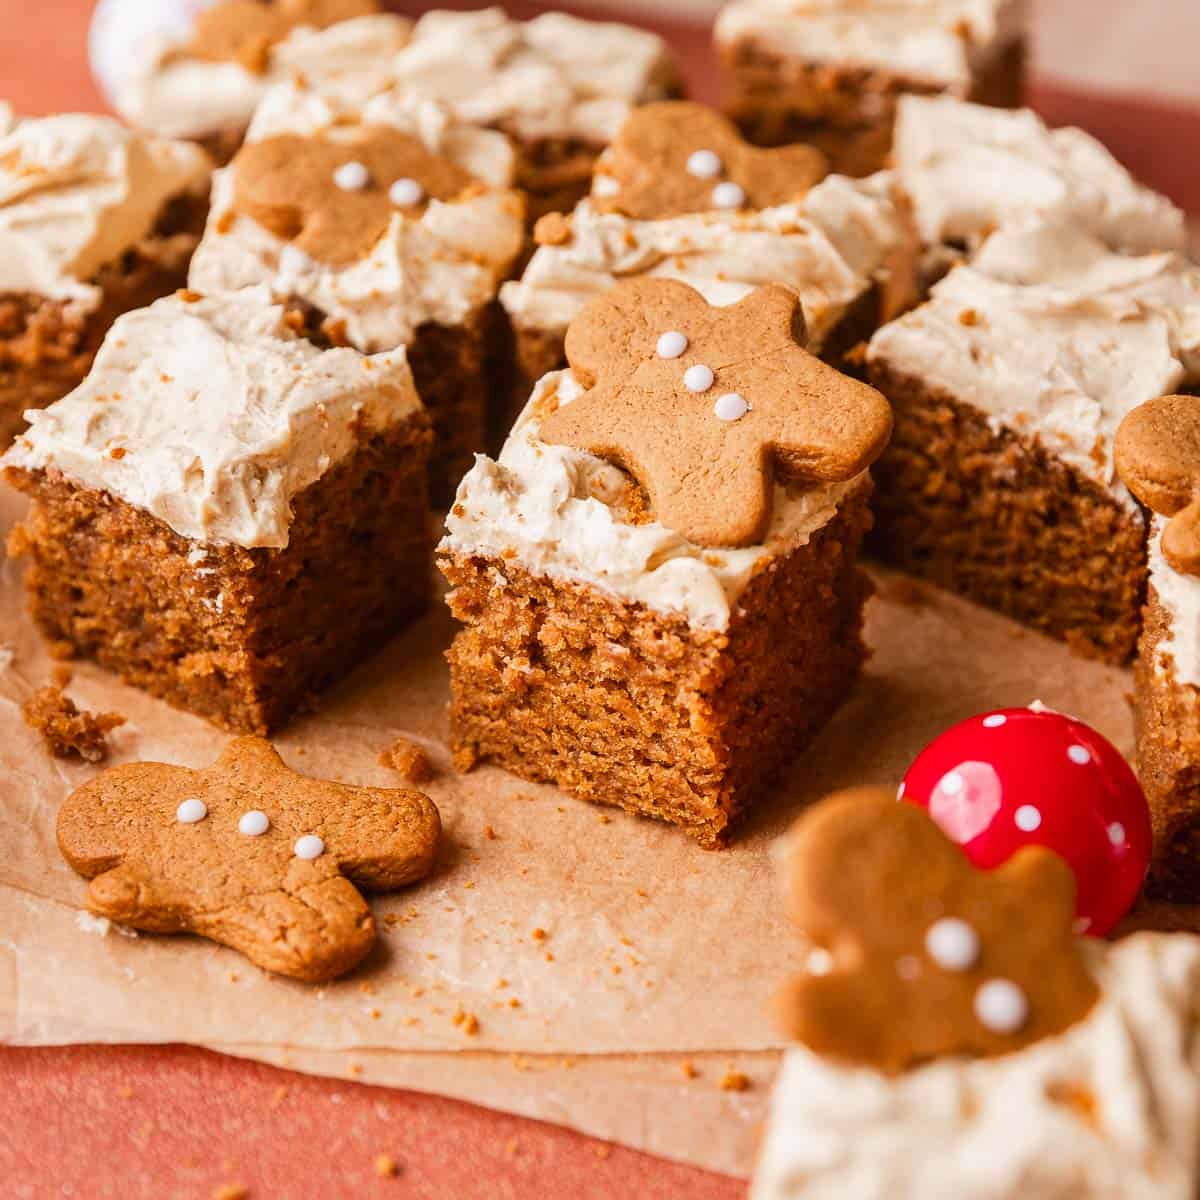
901,705,1151,937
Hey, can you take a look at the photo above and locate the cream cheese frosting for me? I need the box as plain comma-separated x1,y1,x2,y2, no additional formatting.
1148,519,1200,689
0,106,210,309
2,287,420,549
895,97,1189,254
440,369,859,631
868,223,1200,504
103,11,410,142
385,8,677,145
500,172,912,352
188,81,525,353
751,932,1200,1200
715,0,1028,89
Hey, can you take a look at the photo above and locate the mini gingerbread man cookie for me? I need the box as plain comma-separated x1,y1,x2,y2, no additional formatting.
186,0,379,73
1115,394,1200,575
57,737,441,983
231,127,476,265
774,787,1099,1073
539,277,892,547
591,101,828,220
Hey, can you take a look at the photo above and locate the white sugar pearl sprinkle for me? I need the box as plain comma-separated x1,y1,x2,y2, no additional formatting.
974,979,1029,1034
176,798,207,824
333,161,370,191
686,148,723,178
805,947,833,976
711,181,746,209
294,834,326,860
1067,744,1092,765
683,364,714,393
656,330,688,359
1014,804,1042,832
982,713,1007,728
714,392,749,422
389,177,424,207
925,917,980,971
592,174,620,197
238,810,270,837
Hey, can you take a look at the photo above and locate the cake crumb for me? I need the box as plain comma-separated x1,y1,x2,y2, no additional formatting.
21,685,125,763
531,927,548,942
374,1153,401,1178
483,824,498,840
453,1007,480,1035
720,1070,752,1092
534,212,571,246
212,1186,248,1200
681,1061,699,1079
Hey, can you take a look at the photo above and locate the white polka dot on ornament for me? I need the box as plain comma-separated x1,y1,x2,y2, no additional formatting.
294,834,325,860
389,177,424,207
1014,804,1042,832
1108,821,1126,846
939,771,964,796
925,917,980,971
686,148,723,178
1067,744,1092,765
711,181,746,209
238,810,270,837
713,392,749,422
176,798,207,824
974,979,1029,1033
982,713,1007,728
657,330,688,359
684,364,714,393
333,161,370,191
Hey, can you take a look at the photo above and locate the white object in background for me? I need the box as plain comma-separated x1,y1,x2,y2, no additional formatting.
88,0,219,104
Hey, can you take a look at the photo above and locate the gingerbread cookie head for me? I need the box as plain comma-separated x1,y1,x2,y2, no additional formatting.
774,787,1099,1073
1115,394,1200,576
591,102,828,221
231,126,478,266
539,277,892,547
57,737,441,983
187,0,380,73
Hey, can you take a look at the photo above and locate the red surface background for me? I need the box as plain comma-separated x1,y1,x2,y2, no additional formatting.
2,3,1198,1198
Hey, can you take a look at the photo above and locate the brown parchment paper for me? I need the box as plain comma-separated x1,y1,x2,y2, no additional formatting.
0,485,1140,1177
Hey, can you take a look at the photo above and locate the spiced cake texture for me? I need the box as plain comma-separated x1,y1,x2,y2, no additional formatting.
0,108,211,448
3,288,432,735
21,684,126,764
442,488,872,846
715,0,1026,175
868,223,1200,663
188,76,525,503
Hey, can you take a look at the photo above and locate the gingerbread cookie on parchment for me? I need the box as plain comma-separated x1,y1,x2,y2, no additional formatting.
57,736,441,982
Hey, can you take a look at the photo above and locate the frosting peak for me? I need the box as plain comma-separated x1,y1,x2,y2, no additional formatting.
0,108,211,307
2,287,422,549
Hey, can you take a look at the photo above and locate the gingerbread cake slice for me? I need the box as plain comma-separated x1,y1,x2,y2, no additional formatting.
1115,396,1200,898
867,222,1200,664
3,286,432,736
753,789,1200,1199
893,96,1188,266
716,0,1028,176
0,104,211,449
499,101,918,425
94,0,410,164
189,77,526,503
440,277,892,846
382,8,682,223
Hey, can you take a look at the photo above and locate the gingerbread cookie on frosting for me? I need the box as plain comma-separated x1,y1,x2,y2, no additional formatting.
775,787,1099,1072
1116,394,1200,577
539,277,892,547
57,737,441,982
591,101,828,220
231,128,477,266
